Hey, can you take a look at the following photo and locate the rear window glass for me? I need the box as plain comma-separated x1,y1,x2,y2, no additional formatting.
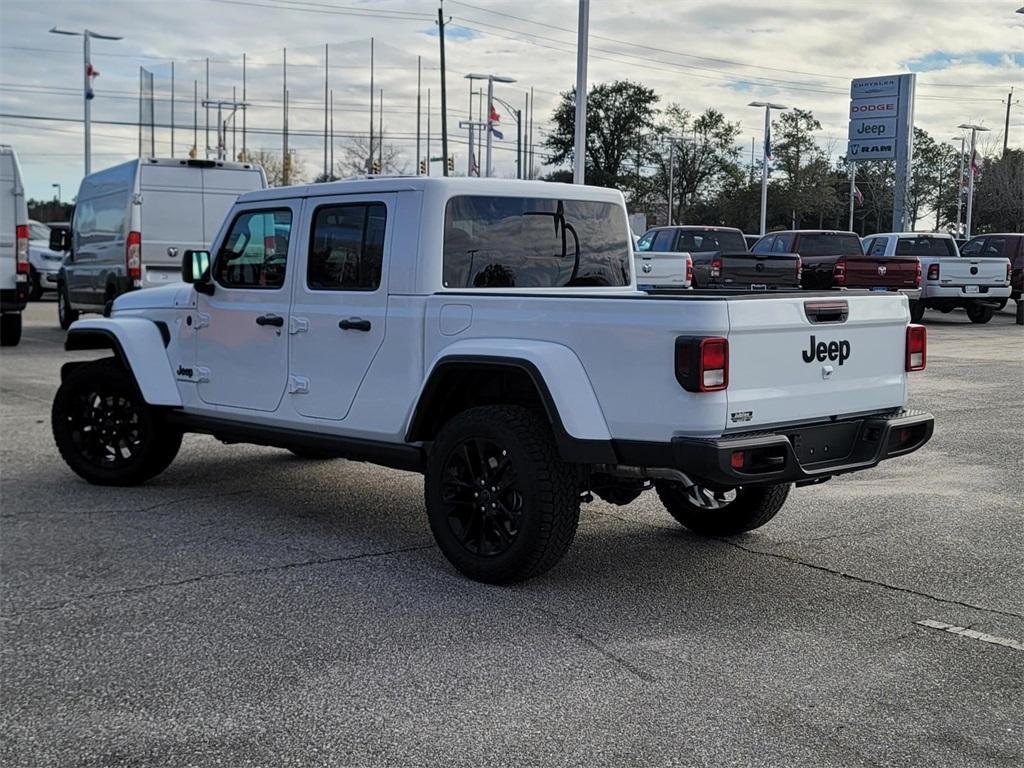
676,230,746,252
796,234,863,257
895,237,956,258
443,195,631,289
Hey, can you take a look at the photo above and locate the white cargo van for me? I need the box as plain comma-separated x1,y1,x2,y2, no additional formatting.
1,145,30,346
51,157,266,329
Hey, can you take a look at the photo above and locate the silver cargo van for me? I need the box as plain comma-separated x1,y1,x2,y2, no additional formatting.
1,145,30,346
51,157,266,329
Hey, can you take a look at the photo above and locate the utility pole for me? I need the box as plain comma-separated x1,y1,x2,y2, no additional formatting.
1003,86,1017,155
330,89,334,178
242,53,247,160
573,0,590,184
467,74,515,177
205,57,210,159
324,43,329,179
437,6,450,176
848,161,856,232
959,123,990,239
416,56,422,175
192,80,198,157
952,135,966,236
378,89,384,169
749,101,787,236
427,87,431,176
48,27,123,176
170,60,175,157
528,87,534,179
282,48,289,185
369,37,374,173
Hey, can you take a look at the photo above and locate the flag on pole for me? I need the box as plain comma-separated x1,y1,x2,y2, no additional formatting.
970,149,981,177
853,185,864,206
85,62,98,100
489,105,500,123
490,128,504,140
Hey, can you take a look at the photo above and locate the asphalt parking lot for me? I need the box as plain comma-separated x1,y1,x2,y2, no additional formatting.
1,299,1021,767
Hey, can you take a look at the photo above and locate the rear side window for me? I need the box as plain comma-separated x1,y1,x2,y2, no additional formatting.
650,230,675,252
895,237,955,258
676,230,746,252
74,191,129,247
443,195,631,288
215,208,292,289
771,236,789,253
307,203,387,290
981,237,1007,258
869,238,888,256
960,238,985,257
751,236,774,254
797,234,864,257
635,232,654,252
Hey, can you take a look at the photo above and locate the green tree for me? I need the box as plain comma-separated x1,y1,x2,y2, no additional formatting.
769,109,837,227
543,80,660,190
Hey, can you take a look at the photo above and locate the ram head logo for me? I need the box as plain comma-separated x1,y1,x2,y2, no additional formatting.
877,265,887,276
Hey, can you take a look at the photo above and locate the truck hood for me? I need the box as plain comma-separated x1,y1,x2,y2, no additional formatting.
112,284,192,311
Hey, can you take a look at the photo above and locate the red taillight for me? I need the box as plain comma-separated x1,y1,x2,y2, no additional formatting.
1007,262,1013,284
15,224,29,275
126,230,142,287
685,256,693,285
833,259,846,285
927,263,940,281
914,259,922,288
906,324,926,372
795,256,802,284
675,336,729,393
730,451,745,470
710,257,721,278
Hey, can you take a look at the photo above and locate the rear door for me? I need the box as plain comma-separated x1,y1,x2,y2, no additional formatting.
725,294,907,430
139,164,205,286
635,229,687,286
0,152,16,291
288,193,393,420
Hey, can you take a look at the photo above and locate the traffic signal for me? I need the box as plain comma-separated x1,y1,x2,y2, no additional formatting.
419,159,426,175
447,155,454,173
371,160,381,175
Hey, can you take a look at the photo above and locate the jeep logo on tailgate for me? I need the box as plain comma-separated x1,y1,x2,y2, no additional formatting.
802,336,851,366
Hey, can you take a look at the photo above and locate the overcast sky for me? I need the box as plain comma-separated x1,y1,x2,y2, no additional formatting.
1,0,1021,200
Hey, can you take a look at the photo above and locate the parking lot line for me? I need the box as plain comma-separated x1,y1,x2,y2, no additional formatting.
915,619,1024,651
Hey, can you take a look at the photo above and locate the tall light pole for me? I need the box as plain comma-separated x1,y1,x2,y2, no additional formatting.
958,123,990,239
52,183,62,202
492,96,522,179
574,0,590,184
465,73,515,177
749,101,786,236
951,135,966,236
49,27,123,176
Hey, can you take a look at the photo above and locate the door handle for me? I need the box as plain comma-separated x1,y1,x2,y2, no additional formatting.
256,314,285,327
338,318,371,332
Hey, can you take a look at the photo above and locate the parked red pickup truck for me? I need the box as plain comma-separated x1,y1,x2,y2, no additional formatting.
754,230,921,292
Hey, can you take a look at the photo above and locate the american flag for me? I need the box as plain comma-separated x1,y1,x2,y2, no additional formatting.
853,185,864,206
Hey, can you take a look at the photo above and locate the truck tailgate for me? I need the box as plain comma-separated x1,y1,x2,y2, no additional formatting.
845,256,919,288
725,294,907,430
718,251,800,289
937,256,1008,287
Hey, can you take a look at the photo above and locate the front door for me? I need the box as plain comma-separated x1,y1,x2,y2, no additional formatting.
288,194,393,420
195,203,298,412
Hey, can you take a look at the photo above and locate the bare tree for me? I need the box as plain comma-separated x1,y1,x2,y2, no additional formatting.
244,149,307,187
328,132,408,179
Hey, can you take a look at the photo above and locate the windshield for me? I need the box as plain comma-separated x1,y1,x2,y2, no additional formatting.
797,234,863,257
895,237,956,258
29,221,51,241
676,229,747,252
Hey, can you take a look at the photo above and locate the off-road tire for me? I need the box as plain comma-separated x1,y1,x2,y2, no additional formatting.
58,283,78,331
52,358,182,486
909,300,925,324
966,303,993,324
425,405,580,584
655,481,790,536
0,312,22,346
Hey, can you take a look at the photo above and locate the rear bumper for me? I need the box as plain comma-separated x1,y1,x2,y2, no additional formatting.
616,409,934,488
922,284,1011,302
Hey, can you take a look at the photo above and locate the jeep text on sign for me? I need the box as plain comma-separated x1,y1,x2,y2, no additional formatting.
849,96,899,120
848,117,898,140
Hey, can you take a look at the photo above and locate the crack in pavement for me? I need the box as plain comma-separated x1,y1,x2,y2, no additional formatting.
0,489,256,520
0,542,435,619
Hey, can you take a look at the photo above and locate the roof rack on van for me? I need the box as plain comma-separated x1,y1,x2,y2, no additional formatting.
139,157,256,171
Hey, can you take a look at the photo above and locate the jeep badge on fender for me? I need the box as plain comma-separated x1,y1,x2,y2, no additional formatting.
802,335,851,366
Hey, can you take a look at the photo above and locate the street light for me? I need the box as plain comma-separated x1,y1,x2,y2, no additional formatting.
52,183,62,202
749,101,787,236
958,123,990,239
49,27,123,176
465,73,516,177
491,95,523,179
950,135,966,236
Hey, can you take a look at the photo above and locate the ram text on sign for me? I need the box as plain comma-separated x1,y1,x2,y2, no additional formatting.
850,96,899,120
850,76,899,99
847,138,896,160
848,117,898,140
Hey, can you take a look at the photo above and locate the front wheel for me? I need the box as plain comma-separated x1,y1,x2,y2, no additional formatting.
909,300,926,323
424,405,580,584
966,303,994,324
655,481,790,536
57,283,79,331
52,358,182,486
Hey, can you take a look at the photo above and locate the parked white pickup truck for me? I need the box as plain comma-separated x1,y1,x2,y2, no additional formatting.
863,232,1011,324
52,178,934,583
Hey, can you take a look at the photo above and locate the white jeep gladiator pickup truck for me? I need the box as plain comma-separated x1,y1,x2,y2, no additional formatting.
864,232,1011,324
52,178,934,583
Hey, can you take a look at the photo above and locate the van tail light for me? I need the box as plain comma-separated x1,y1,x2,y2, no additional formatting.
927,263,940,281
906,324,926,372
710,257,721,279
795,256,802,284
832,259,846,285
685,256,693,285
675,336,729,392
126,230,142,288
914,259,922,288
15,224,29,277
1007,262,1013,283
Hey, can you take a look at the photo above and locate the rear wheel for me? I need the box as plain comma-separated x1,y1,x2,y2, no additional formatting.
425,405,580,584
57,283,79,330
52,358,182,486
655,481,790,536
0,312,22,347
966,303,994,324
909,300,925,323
28,268,43,301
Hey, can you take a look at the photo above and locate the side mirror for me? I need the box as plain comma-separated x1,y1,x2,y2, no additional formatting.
182,249,214,295
49,227,71,252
